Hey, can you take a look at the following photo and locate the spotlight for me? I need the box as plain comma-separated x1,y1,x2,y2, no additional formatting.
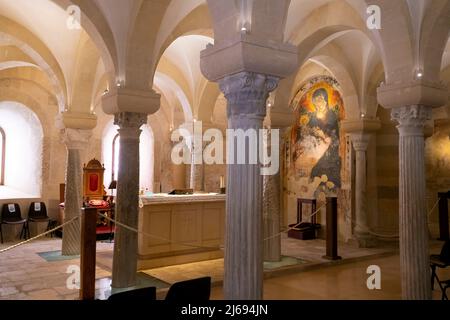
415,69,424,80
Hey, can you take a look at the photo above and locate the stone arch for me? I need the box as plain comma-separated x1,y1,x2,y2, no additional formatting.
275,52,360,121
126,0,212,89
0,79,56,138
420,0,450,81
0,15,67,110
154,71,193,123
70,35,101,113
154,4,213,74
343,0,415,84
197,81,221,123
50,0,118,84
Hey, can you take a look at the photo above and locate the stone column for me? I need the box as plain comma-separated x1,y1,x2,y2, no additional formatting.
112,112,147,288
189,145,204,191
391,105,432,300
351,133,374,247
189,121,206,192
61,129,91,256
263,128,284,262
220,72,278,300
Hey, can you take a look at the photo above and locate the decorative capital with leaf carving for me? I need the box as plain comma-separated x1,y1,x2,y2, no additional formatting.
61,128,92,150
114,112,148,140
391,105,432,136
219,72,279,119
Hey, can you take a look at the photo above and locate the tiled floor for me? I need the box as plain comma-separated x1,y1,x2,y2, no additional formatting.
0,237,448,300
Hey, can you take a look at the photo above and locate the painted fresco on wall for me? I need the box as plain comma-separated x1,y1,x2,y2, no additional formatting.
287,76,345,196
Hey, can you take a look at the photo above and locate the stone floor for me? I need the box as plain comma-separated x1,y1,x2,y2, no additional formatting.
0,239,113,300
210,254,450,300
141,235,397,285
0,236,448,300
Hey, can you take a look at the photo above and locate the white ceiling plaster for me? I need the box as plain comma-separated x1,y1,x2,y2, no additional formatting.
0,0,83,93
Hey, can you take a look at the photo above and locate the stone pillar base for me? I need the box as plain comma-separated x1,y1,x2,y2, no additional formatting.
354,233,377,248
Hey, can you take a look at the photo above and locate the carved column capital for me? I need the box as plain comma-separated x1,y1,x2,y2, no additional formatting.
114,112,148,140
61,128,92,150
351,133,370,152
391,105,432,136
219,72,279,120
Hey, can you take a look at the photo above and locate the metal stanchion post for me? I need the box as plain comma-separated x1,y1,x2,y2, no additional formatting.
323,197,341,260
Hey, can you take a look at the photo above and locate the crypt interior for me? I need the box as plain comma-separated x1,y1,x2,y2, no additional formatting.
0,0,450,301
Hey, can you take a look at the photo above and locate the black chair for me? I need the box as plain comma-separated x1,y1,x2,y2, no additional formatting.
430,240,450,300
165,277,211,302
27,202,53,237
107,287,156,301
0,203,29,244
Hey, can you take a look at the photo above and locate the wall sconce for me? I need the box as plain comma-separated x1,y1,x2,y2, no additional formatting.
116,79,125,88
415,69,424,80
240,24,249,34
238,0,253,34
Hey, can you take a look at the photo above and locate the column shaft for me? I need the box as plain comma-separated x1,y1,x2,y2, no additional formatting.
392,105,432,300
62,148,82,255
61,129,91,256
220,72,278,300
352,134,372,247
112,112,147,288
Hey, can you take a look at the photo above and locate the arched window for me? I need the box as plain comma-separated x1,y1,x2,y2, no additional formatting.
0,127,5,186
102,121,154,194
0,101,43,198
111,133,119,183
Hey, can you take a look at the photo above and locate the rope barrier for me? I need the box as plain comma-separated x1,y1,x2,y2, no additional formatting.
0,196,443,254
342,197,442,239
97,212,225,251
0,215,80,254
